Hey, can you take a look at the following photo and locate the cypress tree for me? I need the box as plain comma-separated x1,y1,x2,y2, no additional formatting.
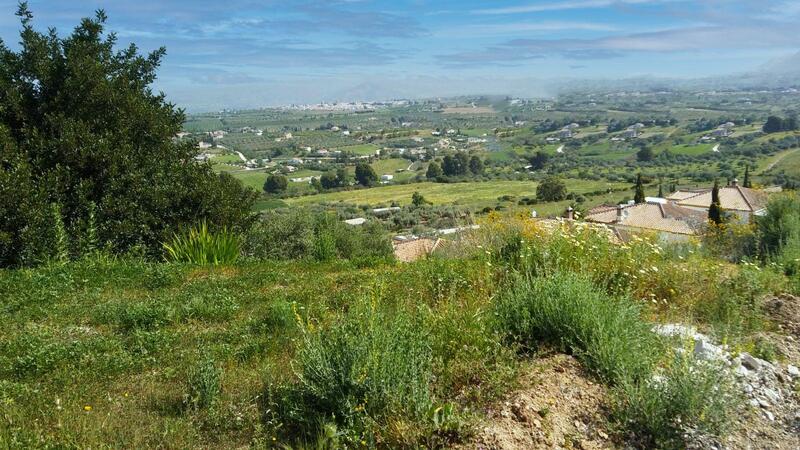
634,173,646,204
708,179,724,224
743,165,752,188
658,183,664,198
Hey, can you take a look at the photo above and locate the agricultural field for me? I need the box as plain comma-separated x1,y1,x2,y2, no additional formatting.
286,179,628,208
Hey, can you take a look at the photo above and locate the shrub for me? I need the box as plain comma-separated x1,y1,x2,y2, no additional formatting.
163,222,240,265
612,352,739,449
264,302,433,445
494,273,660,384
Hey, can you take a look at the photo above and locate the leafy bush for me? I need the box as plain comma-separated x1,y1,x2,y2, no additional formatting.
495,273,660,384
163,222,240,265
264,302,433,445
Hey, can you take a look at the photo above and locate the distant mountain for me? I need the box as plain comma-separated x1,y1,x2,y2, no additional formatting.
758,51,800,75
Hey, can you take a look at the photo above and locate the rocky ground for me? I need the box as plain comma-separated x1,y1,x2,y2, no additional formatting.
464,295,800,450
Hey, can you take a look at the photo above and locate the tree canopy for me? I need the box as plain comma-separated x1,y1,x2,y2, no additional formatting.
0,4,256,266
536,176,567,202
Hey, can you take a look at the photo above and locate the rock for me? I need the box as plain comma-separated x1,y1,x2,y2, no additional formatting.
694,339,725,361
764,410,775,421
762,388,781,403
788,365,800,377
741,353,764,371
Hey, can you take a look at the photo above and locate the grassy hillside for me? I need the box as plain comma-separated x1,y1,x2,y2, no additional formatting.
2,217,795,448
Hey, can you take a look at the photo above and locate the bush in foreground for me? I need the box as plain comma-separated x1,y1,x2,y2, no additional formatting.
494,273,739,448
263,302,433,446
494,273,660,384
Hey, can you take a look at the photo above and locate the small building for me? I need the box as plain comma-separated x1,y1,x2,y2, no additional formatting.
381,174,394,181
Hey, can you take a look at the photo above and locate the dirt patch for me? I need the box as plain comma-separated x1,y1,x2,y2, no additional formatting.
764,294,800,337
465,354,613,450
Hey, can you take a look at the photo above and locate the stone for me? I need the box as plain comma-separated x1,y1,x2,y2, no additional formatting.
694,339,725,361
764,410,775,421
741,353,764,371
762,388,781,403
788,365,800,377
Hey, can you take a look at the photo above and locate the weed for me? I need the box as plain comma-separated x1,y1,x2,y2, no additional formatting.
186,356,222,411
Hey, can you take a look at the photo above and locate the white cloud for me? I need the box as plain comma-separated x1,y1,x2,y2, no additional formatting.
471,0,661,15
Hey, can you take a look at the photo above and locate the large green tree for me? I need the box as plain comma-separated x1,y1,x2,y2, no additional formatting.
536,176,567,202
354,162,378,186
0,4,257,265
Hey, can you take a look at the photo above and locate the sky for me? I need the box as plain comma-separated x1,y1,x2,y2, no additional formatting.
1,0,799,111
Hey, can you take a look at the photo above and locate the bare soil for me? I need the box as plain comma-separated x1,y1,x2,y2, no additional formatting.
464,354,613,450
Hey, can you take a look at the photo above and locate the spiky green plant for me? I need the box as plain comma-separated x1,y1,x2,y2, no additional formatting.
163,222,240,265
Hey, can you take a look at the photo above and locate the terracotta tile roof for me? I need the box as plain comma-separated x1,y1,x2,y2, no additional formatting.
392,238,441,262
585,202,704,236
672,186,768,212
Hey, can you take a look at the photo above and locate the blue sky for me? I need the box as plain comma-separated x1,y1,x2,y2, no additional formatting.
2,1,799,111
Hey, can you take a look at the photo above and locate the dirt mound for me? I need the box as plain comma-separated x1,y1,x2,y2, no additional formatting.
466,354,612,450
764,294,800,337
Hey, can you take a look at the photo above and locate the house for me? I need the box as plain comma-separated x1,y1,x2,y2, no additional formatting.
559,128,574,139
392,237,441,262
330,126,340,132
667,180,768,223
176,132,190,139
711,122,734,138
546,137,560,143
381,174,394,182
584,201,705,242
197,141,213,150
342,130,351,136
624,123,645,138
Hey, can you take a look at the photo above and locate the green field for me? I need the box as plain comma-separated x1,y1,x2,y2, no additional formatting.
335,143,380,155
286,179,627,208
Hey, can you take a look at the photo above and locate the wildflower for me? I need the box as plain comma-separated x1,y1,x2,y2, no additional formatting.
83,405,92,412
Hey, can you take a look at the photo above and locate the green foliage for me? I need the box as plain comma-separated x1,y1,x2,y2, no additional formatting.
634,173,646,204
763,115,798,133
241,210,393,262
0,6,256,265
426,161,443,179
264,301,433,444
637,146,655,162
708,179,724,224
613,352,739,449
163,222,240,265
185,356,222,410
468,155,484,175
495,273,660,384
263,174,288,194
411,191,430,207
743,165,751,188
354,162,378,186
758,193,800,279
536,176,567,202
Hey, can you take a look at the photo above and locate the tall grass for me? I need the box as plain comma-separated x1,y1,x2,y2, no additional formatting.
163,221,240,265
